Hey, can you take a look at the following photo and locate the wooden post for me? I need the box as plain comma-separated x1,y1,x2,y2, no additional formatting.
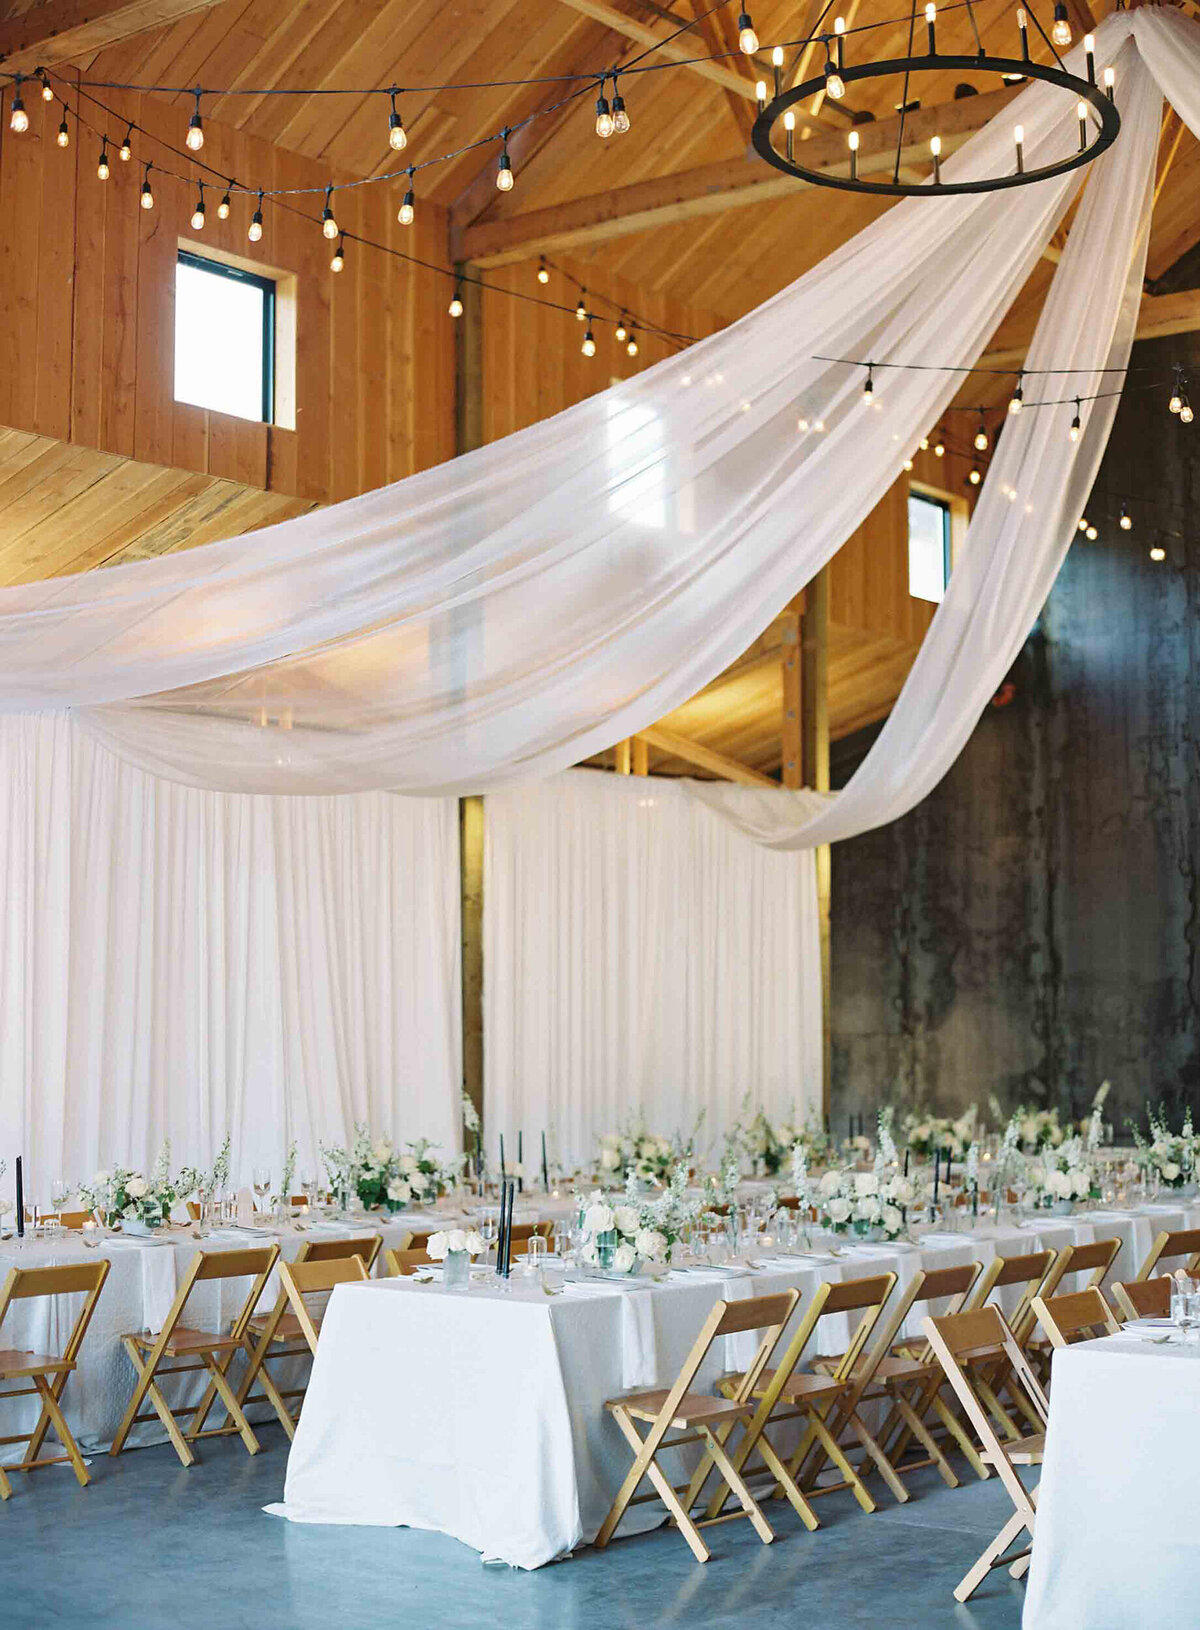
781,595,803,789
456,263,485,1134
632,737,649,775
614,739,632,774
801,568,832,1119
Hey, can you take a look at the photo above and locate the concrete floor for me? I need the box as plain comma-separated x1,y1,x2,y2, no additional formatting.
6,1429,1027,1630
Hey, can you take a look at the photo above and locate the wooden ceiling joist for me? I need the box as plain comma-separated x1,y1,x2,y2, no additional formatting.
460,83,1020,266
636,723,775,785
0,0,226,71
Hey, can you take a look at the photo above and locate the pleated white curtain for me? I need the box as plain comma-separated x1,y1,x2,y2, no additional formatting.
483,770,822,1170
0,714,461,1188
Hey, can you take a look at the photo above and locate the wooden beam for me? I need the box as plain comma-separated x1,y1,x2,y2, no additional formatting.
455,262,484,457
0,0,225,70
614,738,632,773
462,84,1020,266
632,736,649,774
800,567,831,1120
687,0,753,145
459,795,484,1141
982,288,1200,373
637,723,775,786
781,601,802,789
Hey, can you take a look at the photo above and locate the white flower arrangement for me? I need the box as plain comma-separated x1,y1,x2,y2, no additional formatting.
1135,1108,1198,1190
903,1105,979,1161
1025,1135,1099,1208
818,1164,915,1240
595,1117,681,1184
1081,1081,1112,1151
1012,1106,1067,1154
578,1163,700,1272
426,1228,485,1260
876,1107,899,1171
78,1141,198,1230
322,1125,461,1212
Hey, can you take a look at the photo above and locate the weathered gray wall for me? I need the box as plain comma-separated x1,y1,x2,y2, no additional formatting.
830,332,1200,1138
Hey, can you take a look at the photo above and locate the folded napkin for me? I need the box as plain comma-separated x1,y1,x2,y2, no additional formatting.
918,1232,970,1245
564,1279,656,1386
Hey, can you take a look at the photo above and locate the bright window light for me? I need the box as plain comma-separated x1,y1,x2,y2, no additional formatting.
174,252,274,422
605,396,667,529
908,490,951,602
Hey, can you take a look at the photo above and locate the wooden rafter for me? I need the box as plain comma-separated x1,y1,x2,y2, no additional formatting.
0,0,226,71
461,83,1019,266
687,0,753,144
636,723,775,785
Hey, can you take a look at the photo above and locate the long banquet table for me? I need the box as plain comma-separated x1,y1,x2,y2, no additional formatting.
1024,1331,1200,1630
271,1201,1200,1569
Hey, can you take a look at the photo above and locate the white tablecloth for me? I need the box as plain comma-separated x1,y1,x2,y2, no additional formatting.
1024,1334,1200,1630
275,1207,1200,1570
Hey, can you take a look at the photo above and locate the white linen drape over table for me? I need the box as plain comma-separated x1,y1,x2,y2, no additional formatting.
482,770,822,1167
0,714,461,1183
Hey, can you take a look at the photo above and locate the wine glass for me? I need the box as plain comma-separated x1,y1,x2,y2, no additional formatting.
252,1168,271,1214
478,1207,499,1263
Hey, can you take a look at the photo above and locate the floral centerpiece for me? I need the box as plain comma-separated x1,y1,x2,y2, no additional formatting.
903,1106,980,1161
321,1125,462,1212
427,1226,486,1289
1134,1109,1198,1193
578,1163,701,1273
1026,1136,1099,1211
817,1165,916,1241
78,1141,198,1233
596,1118,683,1184
1014,1106,1067,1154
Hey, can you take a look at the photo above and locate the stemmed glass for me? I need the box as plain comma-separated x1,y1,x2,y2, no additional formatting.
252,1168,271,1215
478,1207,500,1265
1170,1276,1195,1342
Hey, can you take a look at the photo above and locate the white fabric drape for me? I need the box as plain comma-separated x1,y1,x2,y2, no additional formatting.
482,770,822,1169
0,714,461,1185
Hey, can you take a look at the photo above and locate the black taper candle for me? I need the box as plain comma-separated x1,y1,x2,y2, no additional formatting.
903,1148,910,1178
517,1131,523,1194
848,1115,853,1144
475,1128,482,1180
15,1156,23,1238
541,1130,549,1192
944,1147,952,1185
503,1180,515,1276
499,1133,506,1181
495,1178,509,1274
933,1148,940,1203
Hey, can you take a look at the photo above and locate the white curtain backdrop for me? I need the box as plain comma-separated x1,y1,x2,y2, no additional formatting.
483,770,822,1169
0,10,1172,835
0,714,461,1188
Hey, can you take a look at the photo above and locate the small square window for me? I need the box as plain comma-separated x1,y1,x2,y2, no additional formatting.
908,490,951,603
175,251,275,423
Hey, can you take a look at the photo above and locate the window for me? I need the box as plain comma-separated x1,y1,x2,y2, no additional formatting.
175,251,275,423
908,489,952,603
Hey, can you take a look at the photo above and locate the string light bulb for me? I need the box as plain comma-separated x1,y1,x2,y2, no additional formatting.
903,458,914,472
1077,519,1088,533
248,189,264,242
974,413,989,452
575,294,587,322
97,142,109,181
595,81,613,139
1069,399,1081,442
39,71,53,102
1085,523,1098,540
321,185,338,239
448,283,464,318
186,90,204,151
933,434,945,458
968,466,982,485
398,169,415,226
1150,545,1166,562
862,366,874,403
140,163,154,210
612,82,630,135
330,235,345,272
615,317,628,343
1051,2,1072,48
1008,375,1024,415
496,131,514,192
190,183,206,231
56,115,70,149
537,258,550,284
9,80,27,134
119,125,133,162
388,88,407,152
824,45,846,101
737,10,758,54
218,187,231,221
1183,400,1195,425
1119,504,1132,531
626,328,638,357
582,323,596,358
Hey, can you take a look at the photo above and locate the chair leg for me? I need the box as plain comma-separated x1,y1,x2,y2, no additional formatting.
0,1460,11,1500
848,1410,910,1505
891,1392,960,1488
201,1353,261,1455
33,1374,89,1488
954,1508,1030,1604
111,1339,195,1467
808,1412,877,1514
598,1408,710,1562
753,1429,821,1531
700,1427,775,1546
931,1393,990,1480
25,1370,70,1466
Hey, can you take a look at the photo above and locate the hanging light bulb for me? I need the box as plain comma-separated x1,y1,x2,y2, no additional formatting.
737,9,758,54
1150,545,1166,562
9,79,27,134
1170,389,1183,414
582,323,596,358
1183,399,1195,425
97,142,110,181
387,88,407,152
56,114,70,149
919,436,930,451
968,466,982,485
1069,398,1081,442
575,294,587,322
611,79,630,135
217,186,231,221
1085,523,1098,540
140,163,154,210
933,435,945,458
862,366,874,403
756,80,767,106
398,168,415,226
1119,505,1132,531
974,414,989,452
39,71,53,102
330,235,345,272
448,283,464,318
1077,519,1088,532
496,131,514,192
824,51,846,100
595,80,613,139
321,185,338,239
536,258,550,285
903,458,914,472
1008,375,1024,415
119,125,133,162
248,189,264,242
186,90,204,151
1051,2,1072,48
615,317,628,343
626,328,639,357
190,183,206,231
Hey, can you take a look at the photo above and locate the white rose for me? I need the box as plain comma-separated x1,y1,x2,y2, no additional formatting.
1070,1170,1091,1198
818,1171,843,1198
656,1139,672,1158
1163,1162,1181,1182
888,1177,915,1207
372,1139,392,1163
635,1228,667,1261
613,1243,637,1273
125,1177,148,1199
827,1197,851,1224
853,1197,879,1222
386,1180,411,1203
600,1146,621,1171
584,1202,615,1235
93,1169,110,1184
882,1205,904,1235
1047,1170,1072,1198
426,1230,449,1260
637,1139,655,1159
854,1172,879,1198
444,1229,468,1254
399,1155,418,1174
463,1230,485,1256
613,1205,640,1236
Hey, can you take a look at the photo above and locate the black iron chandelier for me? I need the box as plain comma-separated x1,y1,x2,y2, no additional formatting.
750,4,1121,198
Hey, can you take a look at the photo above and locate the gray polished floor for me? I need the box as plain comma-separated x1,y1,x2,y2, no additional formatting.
7,1428,1027,1629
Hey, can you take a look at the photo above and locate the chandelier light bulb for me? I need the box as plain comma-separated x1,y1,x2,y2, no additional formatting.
737,10,759,54
848,127,859,177
756,80,767,105
1085,34,1096,82
1103,65,1115,97
1051,3,1072,48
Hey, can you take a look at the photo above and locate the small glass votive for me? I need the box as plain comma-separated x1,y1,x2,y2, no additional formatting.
81,1219,99,1248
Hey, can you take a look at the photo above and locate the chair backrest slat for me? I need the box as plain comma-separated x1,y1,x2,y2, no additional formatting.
1112,1275,1171,1320
301,1235,382,1271
385,1247,433,1276
196,1247,279,1282
714,1291,797,1337
278,1256,369,1355
1137,1228,1200,1281
0,1259,111,1369
1031,1286,1121,1348
1039,1237,1121,1299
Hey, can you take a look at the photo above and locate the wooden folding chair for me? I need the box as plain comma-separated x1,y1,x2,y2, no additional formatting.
595,1289,800,1562
272,1256,370,1356
1136,1227,1200,1280
384,1247,434,1275
236,1236,381,1438
31,1209,92,1231
1111,1274,1172,1321
963,1250,1056,1441
923,1307,1047,1603
699,1273,900,1527
0,1260,110,1497
1023,1238,1120,1375
110,1245,279,1468
1030,1287,1121,1350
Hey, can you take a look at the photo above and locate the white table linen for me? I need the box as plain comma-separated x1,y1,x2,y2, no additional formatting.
1024,1334,1200,1629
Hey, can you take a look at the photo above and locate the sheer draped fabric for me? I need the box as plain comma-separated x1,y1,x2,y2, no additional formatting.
0,714,461,1185
482,771,822,1168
